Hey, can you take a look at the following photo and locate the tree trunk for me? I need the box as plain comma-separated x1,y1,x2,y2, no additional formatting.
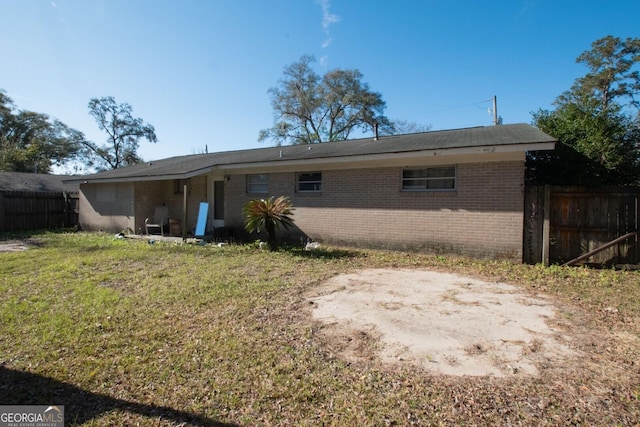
266,222,277,251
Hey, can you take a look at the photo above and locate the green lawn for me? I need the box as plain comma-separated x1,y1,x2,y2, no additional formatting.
1,232,638,426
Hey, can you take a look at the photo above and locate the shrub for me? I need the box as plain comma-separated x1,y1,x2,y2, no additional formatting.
242,196,295,251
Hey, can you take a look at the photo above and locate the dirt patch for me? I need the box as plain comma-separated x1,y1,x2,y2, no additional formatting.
307,269,579,377
0,241,32,252
0,238,44,252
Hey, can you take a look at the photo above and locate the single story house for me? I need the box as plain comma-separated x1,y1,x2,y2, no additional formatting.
65,123,555,261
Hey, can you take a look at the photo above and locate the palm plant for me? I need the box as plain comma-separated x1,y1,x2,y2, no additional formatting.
243,196,295,251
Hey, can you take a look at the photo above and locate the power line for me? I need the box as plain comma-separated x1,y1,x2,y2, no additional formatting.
421,98,493,115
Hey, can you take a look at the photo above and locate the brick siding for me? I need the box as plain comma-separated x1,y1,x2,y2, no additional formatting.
133,176,207,234
226,161,524,260
80,176,208,234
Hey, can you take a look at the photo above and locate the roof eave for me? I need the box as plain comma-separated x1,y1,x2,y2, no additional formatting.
73,140,555,184
67,165,218,184
220,141,556,171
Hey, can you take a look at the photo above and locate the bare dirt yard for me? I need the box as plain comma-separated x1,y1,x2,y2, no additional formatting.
0,240,33,252
307,268,585,377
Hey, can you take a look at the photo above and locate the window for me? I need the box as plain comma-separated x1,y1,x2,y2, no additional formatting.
402,166,456,191
174,179,189,194
297,172,322,192
247,174,269,193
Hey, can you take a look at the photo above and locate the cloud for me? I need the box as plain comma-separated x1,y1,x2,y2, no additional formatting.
50,1,57,7
317,0,340,49
319,0,340,30
517,0,535,18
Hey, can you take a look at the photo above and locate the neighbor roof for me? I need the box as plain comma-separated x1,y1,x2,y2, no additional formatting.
67,123,555,183
0,172,79,193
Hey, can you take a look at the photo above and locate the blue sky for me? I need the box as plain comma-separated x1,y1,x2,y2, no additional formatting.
1,0,638,171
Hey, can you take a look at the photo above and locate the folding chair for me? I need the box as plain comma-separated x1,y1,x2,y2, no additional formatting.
145,205,169,236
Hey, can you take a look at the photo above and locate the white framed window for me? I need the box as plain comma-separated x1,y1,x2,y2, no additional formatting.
402,166,456,191
297,172,322,192
247,174,269,193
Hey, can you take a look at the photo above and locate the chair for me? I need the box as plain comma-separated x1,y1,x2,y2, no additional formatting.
145,205,169,236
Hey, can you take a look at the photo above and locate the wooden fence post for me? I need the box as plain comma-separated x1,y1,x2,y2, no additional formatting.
0,192,5,233
542,185,551,266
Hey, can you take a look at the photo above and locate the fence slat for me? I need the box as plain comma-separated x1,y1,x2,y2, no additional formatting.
0,191,79,232
525,186,639,265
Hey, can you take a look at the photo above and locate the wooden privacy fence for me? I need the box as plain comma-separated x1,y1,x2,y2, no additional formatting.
524,186,639,266
0,191,79,232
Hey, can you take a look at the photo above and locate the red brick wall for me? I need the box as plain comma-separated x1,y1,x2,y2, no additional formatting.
225,161,524,260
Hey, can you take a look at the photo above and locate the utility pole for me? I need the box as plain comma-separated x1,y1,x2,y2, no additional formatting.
492,95,499,126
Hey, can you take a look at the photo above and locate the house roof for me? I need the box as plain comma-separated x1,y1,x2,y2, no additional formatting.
67,123,555,184
0,172,80,193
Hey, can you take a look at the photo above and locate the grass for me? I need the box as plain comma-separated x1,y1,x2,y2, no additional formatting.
1,231,639,426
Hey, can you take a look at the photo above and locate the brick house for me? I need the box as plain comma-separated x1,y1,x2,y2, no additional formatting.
66,124,555,261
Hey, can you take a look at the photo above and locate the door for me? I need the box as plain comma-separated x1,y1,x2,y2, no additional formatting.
212,179,225,228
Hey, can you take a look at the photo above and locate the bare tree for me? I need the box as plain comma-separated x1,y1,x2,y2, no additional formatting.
259,56,393,145
86,96,157,170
